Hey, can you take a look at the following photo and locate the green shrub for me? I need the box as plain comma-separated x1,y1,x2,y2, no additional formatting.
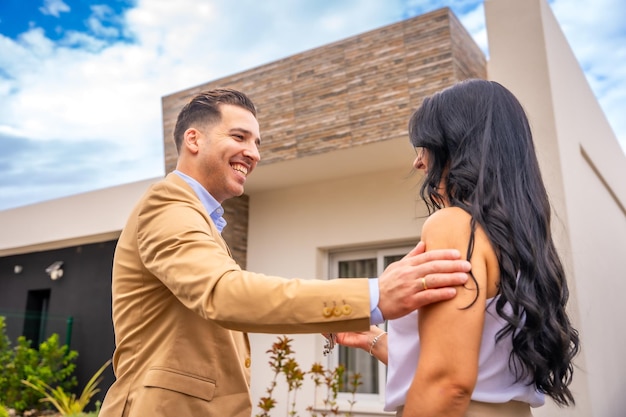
0,403,8,417
0,316,78,413
22,360,110,416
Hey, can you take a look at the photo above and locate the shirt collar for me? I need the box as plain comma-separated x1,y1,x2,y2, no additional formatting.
173,170,227,233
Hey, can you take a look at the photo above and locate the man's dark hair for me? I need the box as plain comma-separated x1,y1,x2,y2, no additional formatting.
173,88,257,152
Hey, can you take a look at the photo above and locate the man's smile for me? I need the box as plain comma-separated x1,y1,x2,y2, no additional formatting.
231,163,249,176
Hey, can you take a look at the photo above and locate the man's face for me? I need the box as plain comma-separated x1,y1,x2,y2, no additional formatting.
190,104,261,203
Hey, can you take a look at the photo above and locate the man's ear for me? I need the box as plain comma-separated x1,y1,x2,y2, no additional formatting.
184,128,200,154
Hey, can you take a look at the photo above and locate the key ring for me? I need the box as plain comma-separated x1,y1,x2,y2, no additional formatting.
323,333,337,356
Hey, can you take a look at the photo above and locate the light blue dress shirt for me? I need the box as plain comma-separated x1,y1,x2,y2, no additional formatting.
174,170,227,233
173,170,383,324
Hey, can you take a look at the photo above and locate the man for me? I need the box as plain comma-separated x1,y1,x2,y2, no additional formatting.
99,89,470,417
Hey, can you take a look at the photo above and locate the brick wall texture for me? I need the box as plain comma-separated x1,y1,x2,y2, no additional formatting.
161,8,486,267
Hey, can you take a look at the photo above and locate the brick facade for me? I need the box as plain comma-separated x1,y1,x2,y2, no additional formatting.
161,8,486,267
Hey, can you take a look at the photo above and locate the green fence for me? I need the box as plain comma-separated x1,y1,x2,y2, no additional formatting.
0,311,73,347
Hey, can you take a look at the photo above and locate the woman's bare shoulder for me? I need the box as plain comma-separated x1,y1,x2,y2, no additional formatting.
422,206,471,238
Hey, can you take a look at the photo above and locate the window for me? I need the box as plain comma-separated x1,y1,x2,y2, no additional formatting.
328,245,413,404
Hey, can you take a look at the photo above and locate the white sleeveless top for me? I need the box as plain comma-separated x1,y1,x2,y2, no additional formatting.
385,296,544,411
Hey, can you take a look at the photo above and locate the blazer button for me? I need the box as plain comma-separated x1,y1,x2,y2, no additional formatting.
323,307,333,318
342,304,353,315
245,358,251,368
333,306,342,317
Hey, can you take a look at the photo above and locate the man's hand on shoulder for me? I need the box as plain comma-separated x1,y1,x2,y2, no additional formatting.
377,242,471,320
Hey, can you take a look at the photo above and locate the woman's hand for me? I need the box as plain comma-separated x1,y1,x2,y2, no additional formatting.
335,329,372,351
334,326,389,365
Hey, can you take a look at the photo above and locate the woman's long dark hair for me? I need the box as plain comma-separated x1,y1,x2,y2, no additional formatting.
409,79,580,406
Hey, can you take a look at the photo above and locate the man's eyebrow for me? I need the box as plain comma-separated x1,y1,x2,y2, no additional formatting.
230,127,261,146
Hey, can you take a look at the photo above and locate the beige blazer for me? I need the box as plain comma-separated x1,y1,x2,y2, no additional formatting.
99,173,371,417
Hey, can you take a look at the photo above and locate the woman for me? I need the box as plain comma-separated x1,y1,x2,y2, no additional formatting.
335,79,579,416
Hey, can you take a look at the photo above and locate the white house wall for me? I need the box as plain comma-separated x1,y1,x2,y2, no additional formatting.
486,0,626,416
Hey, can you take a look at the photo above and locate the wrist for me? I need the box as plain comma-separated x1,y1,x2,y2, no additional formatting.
368,331,387,356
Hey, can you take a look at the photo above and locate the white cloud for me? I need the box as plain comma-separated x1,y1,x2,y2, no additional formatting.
39,0,70,18
15,27,56,59
60,30,108,50
87,4,122,38
86,17,120,38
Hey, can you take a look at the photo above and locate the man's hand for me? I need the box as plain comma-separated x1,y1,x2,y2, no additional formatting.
377,241,470,320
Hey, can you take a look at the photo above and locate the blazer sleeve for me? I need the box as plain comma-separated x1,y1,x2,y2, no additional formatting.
135,177,371,334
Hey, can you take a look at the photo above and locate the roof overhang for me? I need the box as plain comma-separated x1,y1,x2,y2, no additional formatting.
244,136,415,194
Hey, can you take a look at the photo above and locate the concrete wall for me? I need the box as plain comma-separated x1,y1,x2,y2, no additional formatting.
485,0,626,416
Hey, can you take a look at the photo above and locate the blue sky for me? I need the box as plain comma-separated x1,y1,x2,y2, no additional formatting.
0,0,624,211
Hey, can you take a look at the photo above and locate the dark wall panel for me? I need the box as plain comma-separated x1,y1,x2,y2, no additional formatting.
0,240,117,403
